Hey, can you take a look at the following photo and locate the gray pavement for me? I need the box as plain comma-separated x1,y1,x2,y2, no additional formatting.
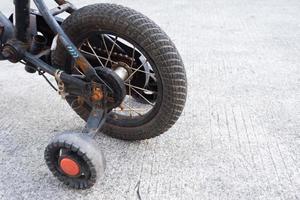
0,0,299,199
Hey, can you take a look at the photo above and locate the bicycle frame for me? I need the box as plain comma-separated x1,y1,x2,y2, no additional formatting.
0,0,101,84
0,0,124,134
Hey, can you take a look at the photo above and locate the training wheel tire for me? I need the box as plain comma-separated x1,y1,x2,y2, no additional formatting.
44,132,105,189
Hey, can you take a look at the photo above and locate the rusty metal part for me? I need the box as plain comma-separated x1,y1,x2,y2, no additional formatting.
50,2,75,15
75,56,94,75
54,0,67,5
55,70,68,99
0,26,3,36
96,67,126,109
76,96,85,106
90,84,104,102
53,0,76,13
2,39,28,63
25,35,47,73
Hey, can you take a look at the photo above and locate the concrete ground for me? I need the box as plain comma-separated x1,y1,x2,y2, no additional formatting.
0,0,299,199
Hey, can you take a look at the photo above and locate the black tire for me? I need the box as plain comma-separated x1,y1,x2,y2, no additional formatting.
44,132,105,189
51,4,187,140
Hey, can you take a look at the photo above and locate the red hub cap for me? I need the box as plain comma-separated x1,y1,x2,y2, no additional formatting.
59,157,80,176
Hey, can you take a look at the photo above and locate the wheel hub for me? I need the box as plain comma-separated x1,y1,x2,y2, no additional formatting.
112,62,131,81
93,66,127,109
59,157,81,177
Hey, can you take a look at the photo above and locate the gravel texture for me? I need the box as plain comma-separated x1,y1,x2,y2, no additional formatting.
0,0,299,199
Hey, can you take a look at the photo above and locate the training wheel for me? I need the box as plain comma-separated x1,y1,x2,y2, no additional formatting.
44,132,105,189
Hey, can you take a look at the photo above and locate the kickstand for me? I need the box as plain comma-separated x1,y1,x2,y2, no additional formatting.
83,106,107,137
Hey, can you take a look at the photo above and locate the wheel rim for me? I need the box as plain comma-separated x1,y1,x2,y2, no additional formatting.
68,31,163,127
45,145,96,187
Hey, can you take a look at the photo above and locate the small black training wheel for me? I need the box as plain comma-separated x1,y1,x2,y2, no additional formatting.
44,132,105,189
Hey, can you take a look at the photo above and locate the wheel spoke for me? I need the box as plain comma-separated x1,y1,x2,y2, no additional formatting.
104,35,125,53
86,40,105,67
122,102,144,117
115,108,149,112
101,35,112,66
105,36,118,67
73,65,86,77
128,80,133,117
124,83,156,94
128,68,155,75
131,87,155,106
125,60,148,82
80,49,119,64
127,47,137,117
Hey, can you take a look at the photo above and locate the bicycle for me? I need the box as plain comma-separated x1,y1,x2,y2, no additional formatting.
0,0,187,189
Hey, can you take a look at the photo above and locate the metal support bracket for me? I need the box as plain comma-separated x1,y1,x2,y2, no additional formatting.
83,106,107,136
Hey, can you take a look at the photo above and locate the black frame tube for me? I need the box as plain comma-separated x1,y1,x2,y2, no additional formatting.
9,0,107,95
24,51,89,97
54,0,67,5
24,52,57,76
33,0,99,82
0,12,14,43
0,12,14,60
11,0,98,82
14,0,30,42
2,0,109,133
